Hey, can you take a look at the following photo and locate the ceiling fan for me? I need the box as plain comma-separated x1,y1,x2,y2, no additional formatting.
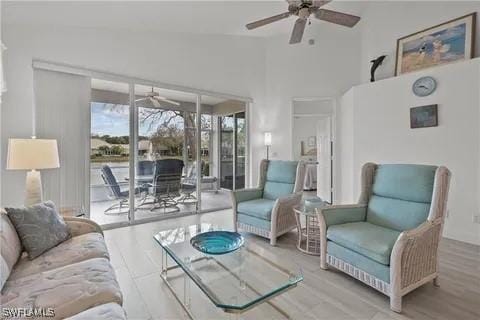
246,0,361,44
135,87,180,108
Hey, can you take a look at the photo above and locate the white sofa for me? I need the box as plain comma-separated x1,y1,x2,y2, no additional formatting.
0,210,126,319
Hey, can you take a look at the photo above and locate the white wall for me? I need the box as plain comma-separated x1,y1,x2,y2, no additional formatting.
337,89,354,203
250,26,361,184
360,1,480,83
1,24,266,206
338,58,480,245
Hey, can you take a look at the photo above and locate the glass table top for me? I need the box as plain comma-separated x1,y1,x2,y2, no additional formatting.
153,223,303,312
293,204,322,216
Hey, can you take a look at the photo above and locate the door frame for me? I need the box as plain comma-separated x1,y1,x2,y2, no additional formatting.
291,97,337,203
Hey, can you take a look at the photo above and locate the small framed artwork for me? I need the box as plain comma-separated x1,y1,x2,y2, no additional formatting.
410,104,438,129
307,136,316,147
395,13,476,75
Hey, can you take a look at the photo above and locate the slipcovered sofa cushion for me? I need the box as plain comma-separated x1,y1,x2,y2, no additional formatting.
0,209,22,290
5,201,70,259
1,258,122,320
327,241,391,283
10,232,109,280
66,302,126,320
327,222,400,265
237,198,276,221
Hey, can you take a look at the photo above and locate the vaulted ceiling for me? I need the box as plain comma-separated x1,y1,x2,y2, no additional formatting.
2,1,367,37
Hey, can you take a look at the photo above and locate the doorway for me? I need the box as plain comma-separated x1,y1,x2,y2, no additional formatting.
292,98,335,204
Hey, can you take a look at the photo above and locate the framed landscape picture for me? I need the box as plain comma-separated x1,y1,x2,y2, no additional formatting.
410,105,438,129
395,13,476,75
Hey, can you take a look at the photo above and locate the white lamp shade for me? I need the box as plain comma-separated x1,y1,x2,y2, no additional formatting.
264,132,272,146
7,138,60,170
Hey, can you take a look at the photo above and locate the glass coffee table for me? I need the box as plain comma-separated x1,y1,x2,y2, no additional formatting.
153,224,303,319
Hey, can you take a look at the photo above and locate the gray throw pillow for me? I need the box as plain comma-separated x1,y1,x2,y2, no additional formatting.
6,201,71,259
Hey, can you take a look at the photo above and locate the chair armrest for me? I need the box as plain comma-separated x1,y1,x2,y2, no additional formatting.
316,204,367,228
275,192,302,210
316,204,367,269
390,219,443,292
271,192,303,220
270,192,302,236
230,188,263,204
64,217,103,237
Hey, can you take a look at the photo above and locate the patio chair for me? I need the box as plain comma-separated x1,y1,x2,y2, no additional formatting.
137,160,154,176
101,165,146,215
179,161,218,203
317,163,451,312
150,159,184,211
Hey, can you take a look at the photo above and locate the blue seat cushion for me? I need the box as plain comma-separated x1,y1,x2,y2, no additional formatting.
237,213,271,230
327,241,390,283
327,222,400,265
237,198,276,221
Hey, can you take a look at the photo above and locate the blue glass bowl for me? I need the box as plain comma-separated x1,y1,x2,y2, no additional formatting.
190,231,244,255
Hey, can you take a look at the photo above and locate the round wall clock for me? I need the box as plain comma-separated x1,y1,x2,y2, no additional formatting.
412,76,437,97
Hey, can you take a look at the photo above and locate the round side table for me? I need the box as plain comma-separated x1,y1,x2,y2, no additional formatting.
293,205,322,255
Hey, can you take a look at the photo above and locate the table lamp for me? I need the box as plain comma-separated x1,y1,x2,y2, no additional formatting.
264,132,272,160
7,138,60,206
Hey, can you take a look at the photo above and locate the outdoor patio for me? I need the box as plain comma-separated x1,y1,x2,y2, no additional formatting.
90,189,232,226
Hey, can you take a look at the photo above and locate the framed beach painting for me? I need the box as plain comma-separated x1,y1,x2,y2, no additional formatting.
395,13,476,75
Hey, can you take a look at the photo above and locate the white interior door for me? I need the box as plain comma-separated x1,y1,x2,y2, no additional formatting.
316,117,332,203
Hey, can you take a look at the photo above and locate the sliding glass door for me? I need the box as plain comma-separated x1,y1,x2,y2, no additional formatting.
219,111,246,191
89,79,130,225
88,79,249,227
133,85,198,220
235,112,246,190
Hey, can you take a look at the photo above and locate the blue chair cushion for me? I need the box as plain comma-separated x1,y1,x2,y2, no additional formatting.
265,161,298,184
263,160,298,200
237,213,271,230
263,181,295,200
367,195,431,231
372,164,436,203
327,241,390,283
327,222,400,265
237,198,276,221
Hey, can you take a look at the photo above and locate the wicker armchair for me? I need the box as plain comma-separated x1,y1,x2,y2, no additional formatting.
232,159,306,245
317,163,451,312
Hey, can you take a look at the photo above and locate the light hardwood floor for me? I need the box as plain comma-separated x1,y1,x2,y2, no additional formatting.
104,209,480,320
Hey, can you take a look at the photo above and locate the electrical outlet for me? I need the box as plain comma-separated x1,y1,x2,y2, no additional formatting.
473,215,480,224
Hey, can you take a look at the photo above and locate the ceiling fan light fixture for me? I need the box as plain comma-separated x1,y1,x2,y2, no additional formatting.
245,0,360,44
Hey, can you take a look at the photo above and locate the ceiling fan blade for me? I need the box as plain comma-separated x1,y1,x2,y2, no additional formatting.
314,9,360,27
135,97,148,102
154,96,180,107
312,1,331,8
289,18,307,44
246,12,291,30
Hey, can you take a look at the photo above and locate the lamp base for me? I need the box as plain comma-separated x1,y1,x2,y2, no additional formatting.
25,170,43,206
